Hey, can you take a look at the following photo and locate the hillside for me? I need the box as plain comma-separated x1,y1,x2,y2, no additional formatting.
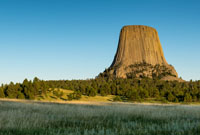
35,88,115,102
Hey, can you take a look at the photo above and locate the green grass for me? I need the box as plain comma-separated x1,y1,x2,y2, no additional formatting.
36,89,115,102
0,101,200,135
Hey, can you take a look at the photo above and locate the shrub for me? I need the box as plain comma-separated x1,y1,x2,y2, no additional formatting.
17,92,25,99
67,91,82,101
184,93,192,102
113,96,122,102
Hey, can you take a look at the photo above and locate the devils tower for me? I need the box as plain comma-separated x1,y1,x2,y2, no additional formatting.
101,25,180,81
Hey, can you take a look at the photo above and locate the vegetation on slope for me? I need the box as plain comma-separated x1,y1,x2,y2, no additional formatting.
99,62,177,79
0,76,200,103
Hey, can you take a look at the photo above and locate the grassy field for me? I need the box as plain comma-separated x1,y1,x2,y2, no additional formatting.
36,89,115,102
34,88,200,105
0,101,200,135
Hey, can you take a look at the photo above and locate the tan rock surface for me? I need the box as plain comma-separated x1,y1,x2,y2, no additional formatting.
107,25,178,80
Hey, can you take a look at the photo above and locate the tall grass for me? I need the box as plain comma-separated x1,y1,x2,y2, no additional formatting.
0,101,200,135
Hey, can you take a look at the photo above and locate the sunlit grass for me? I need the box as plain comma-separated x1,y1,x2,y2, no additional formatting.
36,89,115,102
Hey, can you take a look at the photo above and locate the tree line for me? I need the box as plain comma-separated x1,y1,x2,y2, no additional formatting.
0,77,200,102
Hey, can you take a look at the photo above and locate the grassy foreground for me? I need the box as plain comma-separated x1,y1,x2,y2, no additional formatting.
0,101,200,135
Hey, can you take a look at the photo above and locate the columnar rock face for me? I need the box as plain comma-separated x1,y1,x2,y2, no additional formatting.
112,25,167,67
104,25,179,80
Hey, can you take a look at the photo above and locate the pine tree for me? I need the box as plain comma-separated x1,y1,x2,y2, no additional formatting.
167,92,175,102
184,93,192,102
5,82,18,98
0,88,5,98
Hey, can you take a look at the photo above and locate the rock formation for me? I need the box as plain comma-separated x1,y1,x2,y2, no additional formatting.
100,25,180,81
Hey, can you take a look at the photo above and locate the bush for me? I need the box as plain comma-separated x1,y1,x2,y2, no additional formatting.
167,92,175,102
160,97,168,103
86,86,97,97
67,91,82,101
73,91,82,100
184,93,192,102
17,92,25,99
53,90,64,98
113,96,122,102
53,90,59,97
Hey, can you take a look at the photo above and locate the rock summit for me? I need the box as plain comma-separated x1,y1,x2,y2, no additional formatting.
101,25,180,81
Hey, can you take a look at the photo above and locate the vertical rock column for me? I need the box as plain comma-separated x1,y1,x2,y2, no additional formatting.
109,25,178,78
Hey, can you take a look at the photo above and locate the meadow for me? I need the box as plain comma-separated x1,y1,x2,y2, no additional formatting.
0,101,200,135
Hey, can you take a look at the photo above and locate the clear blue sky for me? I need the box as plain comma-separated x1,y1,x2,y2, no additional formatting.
0,0,200,83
